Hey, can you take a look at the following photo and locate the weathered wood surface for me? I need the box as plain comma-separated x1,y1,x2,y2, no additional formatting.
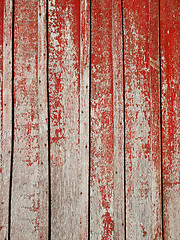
123,0,162,238
11,0,49,239
48,0,90,238
0,0,179,239
0,0,12,239
90,0,125,239
161,0,180,239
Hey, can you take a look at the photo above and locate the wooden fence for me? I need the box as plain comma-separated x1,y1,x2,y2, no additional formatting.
0,0,179,239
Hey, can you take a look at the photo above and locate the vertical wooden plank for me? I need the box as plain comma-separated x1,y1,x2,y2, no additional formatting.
123,0,162,238
112,0,125,239
48,0,90,238
79,0,90,238
91,0,124,238
0,0,12,239
149,1,163,239
11,0,49,239
160,1,180,239
91,0,114,238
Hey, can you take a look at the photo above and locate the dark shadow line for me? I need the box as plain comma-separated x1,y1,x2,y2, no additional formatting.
159,1,164,239
46,0,51,239
8,0,15,239
121,0,126,239
88,0,92,239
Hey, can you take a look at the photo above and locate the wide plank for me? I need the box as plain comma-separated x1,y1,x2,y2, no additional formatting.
90,0,124,238
0,0,12,239
160,0,180,239
10,0,49,239
123,0,162,238
48,0,90,238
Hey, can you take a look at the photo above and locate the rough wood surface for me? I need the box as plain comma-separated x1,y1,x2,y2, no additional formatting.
112,0,125,239
123,0,162,238
0,0,12,239
0,1,179,239
160,0,180,239
90,0,124,238
10,0,49,239
48,0,90,238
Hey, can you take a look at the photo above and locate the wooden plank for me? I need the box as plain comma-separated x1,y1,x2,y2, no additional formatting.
90,0,124,238
160,0,180,239
0,0,12,239
48,0,90,238
123,0,162,238
10,0,49,239
112,0,125,239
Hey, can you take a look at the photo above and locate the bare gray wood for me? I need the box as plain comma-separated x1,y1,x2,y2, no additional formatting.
0,0,13,239
48,0,90,238
10,0,49,239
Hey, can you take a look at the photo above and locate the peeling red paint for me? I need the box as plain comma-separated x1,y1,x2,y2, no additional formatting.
102,211,114,240
49,0,89,238
0,0,4,167
161,1,180,238
91,0,114,238
10,0,49,239
0,0,12,239
124,0,162,238
140,224,147,237
0,0,179,239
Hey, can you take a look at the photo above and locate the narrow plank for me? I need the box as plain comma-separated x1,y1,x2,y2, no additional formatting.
112,0,125,239
91,0,124,238
79,0,90,238
123,0,162,238
48,0,90,238
160,0,180,239
11,0,49,239
0,0,12,239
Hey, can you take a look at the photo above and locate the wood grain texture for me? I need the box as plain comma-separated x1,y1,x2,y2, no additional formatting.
90,0,124,238
123,0,162,238
0,0,12,239
11,0,49,239
48,0,90,238
112,0,125,239
160,0,180,239
0,1,179,239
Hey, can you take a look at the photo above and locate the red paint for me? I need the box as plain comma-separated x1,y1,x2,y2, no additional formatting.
11,0,49,239
0,0,5,171
140,224,147,237
0,0,179,238
161,0,180,238
102,211,114,240
91,0,114,238
49,0,89,238
0,0,4,236
124,0,162,238
49,1,80,166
